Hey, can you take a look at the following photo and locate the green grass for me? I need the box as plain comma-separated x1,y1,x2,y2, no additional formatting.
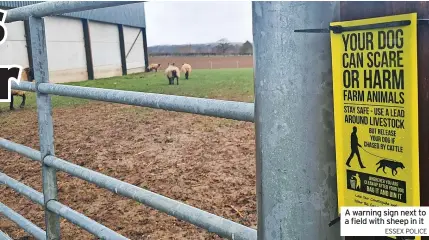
0,68,254,111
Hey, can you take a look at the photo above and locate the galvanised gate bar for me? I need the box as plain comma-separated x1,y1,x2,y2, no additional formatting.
1,1,344,240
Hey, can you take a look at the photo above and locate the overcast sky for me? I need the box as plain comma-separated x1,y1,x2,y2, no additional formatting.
144,1,253,46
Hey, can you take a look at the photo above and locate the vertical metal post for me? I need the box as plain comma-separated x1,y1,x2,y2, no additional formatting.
118,24,127,76
28,16,60,240
252,2,340,239
82,19,94,80
141,27,149,72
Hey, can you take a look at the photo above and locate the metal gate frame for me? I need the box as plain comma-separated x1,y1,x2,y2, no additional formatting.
0,1,257,240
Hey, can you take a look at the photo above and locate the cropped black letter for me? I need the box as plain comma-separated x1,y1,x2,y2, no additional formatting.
0,67,20,100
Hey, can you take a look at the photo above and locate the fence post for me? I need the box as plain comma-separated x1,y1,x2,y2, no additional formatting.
28,16,61,239
252,2,340,239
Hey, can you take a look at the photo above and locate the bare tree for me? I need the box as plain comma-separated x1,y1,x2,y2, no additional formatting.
215,38,233,55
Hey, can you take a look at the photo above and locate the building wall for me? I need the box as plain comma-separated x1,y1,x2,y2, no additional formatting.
44,16,88,83
0,2,148,83
123,26,145,74
0,1,146,28
0,21,29,69
89,21,122,79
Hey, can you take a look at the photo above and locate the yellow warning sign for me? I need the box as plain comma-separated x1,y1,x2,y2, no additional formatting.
330,11,420,224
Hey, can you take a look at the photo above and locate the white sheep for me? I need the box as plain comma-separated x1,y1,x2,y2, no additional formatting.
147,63,161,72
164,63,180,85
181,63,192,80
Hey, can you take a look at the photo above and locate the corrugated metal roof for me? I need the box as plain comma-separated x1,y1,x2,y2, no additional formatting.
0,1,145,28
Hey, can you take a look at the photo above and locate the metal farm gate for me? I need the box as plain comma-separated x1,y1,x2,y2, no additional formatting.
0,1,345,240
0,1,257,240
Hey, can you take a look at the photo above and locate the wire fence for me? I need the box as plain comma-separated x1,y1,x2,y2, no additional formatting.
0,1,257,240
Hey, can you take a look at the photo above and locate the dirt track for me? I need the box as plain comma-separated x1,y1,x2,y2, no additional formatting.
149,56,253,70
0,103,256,239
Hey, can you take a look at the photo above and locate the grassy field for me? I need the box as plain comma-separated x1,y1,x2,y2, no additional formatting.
0,68,254,112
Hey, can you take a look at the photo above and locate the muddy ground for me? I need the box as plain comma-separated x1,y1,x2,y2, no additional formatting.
149,56,253,70
0,102,256,239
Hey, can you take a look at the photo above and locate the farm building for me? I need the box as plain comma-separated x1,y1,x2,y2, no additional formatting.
0,1,149,83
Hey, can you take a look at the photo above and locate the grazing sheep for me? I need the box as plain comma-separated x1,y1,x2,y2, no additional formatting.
181,63,192,80
164,63,180,85
10,67,33,110
147,63,161,72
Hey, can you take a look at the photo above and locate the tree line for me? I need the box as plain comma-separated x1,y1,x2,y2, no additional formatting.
148,38,253,57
